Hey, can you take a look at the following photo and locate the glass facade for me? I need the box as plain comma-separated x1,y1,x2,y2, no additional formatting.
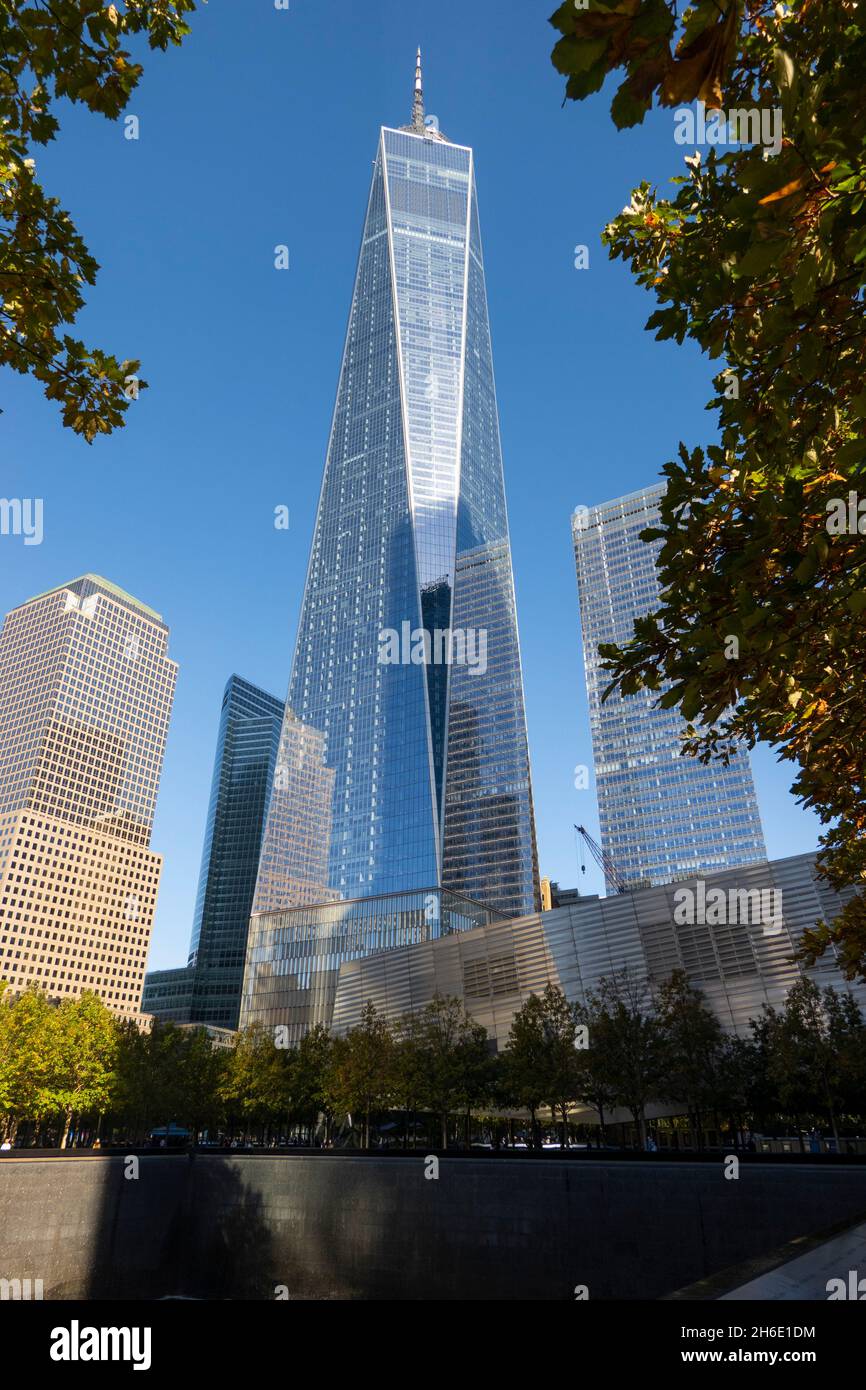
572,484,767,889
240,77,539,1035
187,675,284,1026
140,965,194,1024
257,106,537,915
144,675,284,1029
241,887,507,1043
251,707,337,916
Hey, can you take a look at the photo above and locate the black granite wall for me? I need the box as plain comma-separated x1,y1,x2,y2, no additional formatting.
1,1153,864,1300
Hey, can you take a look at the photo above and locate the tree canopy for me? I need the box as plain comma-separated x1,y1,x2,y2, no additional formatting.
550,0,866,975
1,1,197,438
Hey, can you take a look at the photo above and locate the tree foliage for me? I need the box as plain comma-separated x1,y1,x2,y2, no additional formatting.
394,995,490,1149
0,975,863,1148
761,977,866,1141
115,1016,225,1140
550,0,866,975
654,970,724,1145
52,992,118,1145
1,0,196,438
324,1002,395,1149
504,985,583,1146
579,968,666,1147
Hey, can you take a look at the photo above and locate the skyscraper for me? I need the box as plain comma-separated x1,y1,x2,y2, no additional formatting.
187,675,284,1026
0,575,177,1018
143,674,284,1029
241,56,539,1038
251,706,337,916
572,483,766,889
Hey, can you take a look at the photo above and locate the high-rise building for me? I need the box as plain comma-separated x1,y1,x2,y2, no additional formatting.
572,483,766,889
185,675,283,1027
143,674,284,1029
240,56,539,1039
0,575,177,1018
251,707,337,917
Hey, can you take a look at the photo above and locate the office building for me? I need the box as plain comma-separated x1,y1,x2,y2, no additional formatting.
572,484,766,889
240,56,539,1039
144,674,284,1029
0,575,176,1018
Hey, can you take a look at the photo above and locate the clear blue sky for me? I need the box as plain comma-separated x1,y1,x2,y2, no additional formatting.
0,1,821,968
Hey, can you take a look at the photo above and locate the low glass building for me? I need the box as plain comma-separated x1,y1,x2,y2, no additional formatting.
241,887,505,1042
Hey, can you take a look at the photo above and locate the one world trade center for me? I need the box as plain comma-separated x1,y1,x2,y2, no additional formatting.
241,55,540,1038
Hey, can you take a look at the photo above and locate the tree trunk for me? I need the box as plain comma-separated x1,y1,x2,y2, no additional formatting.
596,1099,607,1148
60,1110,73,1150
635,1108,647,1150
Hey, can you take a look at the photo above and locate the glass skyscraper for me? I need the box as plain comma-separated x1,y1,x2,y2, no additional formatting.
241,57,538,1038
186,675,284,1026
143,674,283,1028
572,483,766,890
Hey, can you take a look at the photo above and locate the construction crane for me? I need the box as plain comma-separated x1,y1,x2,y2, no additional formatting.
573,824,629,895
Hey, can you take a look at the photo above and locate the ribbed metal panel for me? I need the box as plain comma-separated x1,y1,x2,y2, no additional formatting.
331,853,865,1042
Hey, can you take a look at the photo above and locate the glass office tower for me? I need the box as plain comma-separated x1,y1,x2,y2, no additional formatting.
572,483,767,890
144,674,283,1028
186,676,284,1026
241,58,538,1037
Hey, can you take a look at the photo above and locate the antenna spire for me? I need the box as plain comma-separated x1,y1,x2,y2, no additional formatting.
412,46,425,132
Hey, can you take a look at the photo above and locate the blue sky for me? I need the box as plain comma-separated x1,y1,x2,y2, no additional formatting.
0,0,821,968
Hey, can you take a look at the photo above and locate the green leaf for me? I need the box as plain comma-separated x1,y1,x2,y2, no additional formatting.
733,239,788,279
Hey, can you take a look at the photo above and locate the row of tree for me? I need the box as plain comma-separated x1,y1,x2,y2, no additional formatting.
1,973,864,1150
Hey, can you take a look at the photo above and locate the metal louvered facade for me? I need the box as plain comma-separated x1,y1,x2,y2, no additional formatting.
331,853,865,1042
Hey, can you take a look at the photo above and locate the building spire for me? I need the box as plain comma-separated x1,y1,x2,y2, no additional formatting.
412,46,424,132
